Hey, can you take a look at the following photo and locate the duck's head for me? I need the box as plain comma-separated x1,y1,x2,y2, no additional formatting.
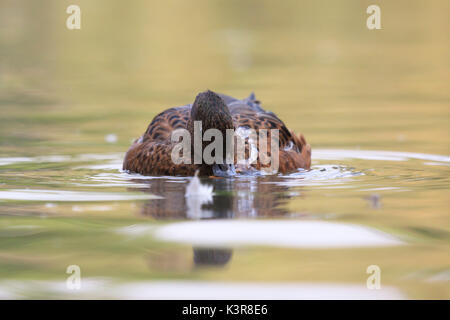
187,90,236,177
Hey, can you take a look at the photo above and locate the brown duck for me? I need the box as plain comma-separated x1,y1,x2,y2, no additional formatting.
123,90,311,176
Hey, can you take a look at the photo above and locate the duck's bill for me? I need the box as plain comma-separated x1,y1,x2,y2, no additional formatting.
212,163,236,177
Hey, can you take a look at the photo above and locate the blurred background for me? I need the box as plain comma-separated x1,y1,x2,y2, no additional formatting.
0,0,449,299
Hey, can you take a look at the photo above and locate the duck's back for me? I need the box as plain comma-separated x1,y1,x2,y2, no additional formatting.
143,93,300,152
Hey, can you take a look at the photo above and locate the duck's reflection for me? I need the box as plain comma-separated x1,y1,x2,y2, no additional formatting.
132,176,299,268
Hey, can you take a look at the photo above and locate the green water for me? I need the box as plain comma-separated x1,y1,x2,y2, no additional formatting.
0,0,449,299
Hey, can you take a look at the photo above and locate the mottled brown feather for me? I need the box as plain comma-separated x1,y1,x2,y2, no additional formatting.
123,92,311,175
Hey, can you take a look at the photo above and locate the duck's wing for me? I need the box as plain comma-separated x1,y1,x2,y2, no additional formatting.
142,93,260,143
142,105,191,142
124,104,196,176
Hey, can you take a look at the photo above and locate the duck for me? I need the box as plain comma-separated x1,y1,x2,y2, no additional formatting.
123,90,311,176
